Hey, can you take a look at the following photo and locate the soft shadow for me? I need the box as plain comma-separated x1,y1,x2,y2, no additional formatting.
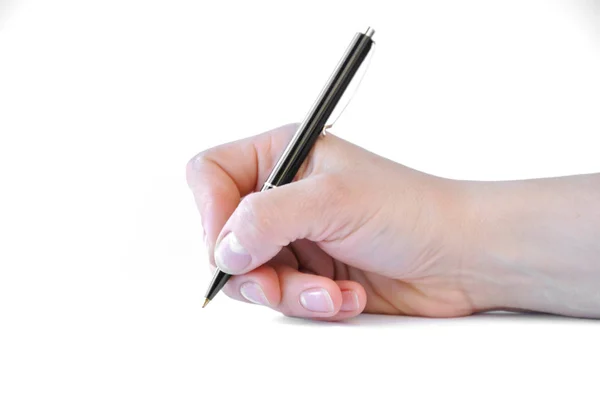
467,310,599,324
0,0,16,29
273,311,599,327
273,312,464,327
273,315,357,327
568,0,600,42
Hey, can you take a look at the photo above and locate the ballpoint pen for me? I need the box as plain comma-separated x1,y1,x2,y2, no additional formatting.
203,26,376,308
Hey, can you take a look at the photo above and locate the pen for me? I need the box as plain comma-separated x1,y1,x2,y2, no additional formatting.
203,26,376,308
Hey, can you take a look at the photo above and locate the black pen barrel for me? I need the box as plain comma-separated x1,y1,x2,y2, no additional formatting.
205,268,230,301
263,29,374,188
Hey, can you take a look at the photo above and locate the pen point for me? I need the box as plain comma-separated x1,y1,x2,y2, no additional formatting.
202,298,210,308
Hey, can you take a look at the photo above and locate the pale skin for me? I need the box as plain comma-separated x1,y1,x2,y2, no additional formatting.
186,123,600,321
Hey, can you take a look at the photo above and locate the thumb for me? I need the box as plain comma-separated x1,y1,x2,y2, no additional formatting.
213,174,352,275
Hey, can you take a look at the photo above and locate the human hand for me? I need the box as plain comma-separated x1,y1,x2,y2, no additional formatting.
187,123,485,320
187,123,600,320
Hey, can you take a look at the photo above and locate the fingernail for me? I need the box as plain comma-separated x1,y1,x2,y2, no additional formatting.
240,282,269,306
299,288,334,313
340,290,359,312
215,232,251,273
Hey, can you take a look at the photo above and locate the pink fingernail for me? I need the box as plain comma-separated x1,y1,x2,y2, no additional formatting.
215,232,251,273
340,290,359,311
299,288,334,313
240,282,269,306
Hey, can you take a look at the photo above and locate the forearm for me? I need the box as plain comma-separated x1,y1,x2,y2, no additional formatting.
465,173,600,317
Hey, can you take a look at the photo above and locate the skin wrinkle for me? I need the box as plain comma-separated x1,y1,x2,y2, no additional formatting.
408,277,466,316
453,182,482,313
201,149,248,196
353,268,401,315
454,246,477,315
406,185,426,240
201,158,241,202
252,190,310,250
310,175,354,243
406,180,473,310
386,184,439,279
330,252,337,281
235,195,284,260
391,280,422,316
399,241,437,281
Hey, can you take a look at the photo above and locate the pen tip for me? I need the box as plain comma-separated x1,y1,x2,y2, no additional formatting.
202,298,210,308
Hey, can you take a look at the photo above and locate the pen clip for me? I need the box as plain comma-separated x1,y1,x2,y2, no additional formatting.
322,41,376,136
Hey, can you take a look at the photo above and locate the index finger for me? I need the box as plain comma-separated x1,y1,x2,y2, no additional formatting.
185,123,299,261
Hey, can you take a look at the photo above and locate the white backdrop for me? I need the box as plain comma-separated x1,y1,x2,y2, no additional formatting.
1,0,600,396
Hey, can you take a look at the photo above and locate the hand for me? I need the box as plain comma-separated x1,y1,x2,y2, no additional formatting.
187,123,482,320
187,123,600,320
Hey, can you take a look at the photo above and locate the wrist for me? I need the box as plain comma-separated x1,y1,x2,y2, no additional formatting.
460,176,600,317
457,180,542,313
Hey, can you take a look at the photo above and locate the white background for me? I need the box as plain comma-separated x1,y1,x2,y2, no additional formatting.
1,0,600,396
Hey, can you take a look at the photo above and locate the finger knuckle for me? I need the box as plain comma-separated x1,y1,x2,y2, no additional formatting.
236,193,272,237
185,151,209,188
